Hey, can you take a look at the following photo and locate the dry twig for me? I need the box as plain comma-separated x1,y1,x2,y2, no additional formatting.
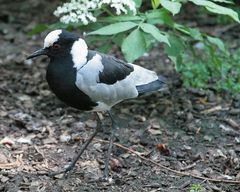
0,154,24,169
95,139,240,184
200,105,229,115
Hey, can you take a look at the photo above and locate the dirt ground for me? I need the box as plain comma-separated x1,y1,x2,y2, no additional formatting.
0,1,240,192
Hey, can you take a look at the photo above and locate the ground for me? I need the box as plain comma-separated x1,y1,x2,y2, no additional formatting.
0,1,240,192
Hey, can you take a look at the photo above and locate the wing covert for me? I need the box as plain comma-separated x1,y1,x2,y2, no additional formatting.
87,51,134,85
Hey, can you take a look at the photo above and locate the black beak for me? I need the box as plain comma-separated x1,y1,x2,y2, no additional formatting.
26,48,48,59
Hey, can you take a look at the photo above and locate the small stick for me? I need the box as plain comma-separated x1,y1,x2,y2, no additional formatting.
94,139,240,184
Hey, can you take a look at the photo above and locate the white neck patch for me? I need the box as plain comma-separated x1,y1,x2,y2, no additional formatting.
71,38,88,70
44,30,62,48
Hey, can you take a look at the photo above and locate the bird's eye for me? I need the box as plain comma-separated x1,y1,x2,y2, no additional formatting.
52,43,61,49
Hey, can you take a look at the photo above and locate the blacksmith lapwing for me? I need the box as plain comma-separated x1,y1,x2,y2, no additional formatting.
27,29,168,179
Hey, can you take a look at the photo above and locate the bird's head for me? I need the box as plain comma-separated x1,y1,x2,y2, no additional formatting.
27,29,82,59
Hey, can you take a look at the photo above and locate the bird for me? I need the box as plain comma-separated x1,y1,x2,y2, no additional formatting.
27,29,168,180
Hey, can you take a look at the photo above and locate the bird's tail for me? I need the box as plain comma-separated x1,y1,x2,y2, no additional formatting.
136,75,168,94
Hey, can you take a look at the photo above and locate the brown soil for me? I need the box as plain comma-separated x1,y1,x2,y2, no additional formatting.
0,1,240,191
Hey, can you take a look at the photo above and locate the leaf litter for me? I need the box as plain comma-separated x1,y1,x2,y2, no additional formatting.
0,1,240,191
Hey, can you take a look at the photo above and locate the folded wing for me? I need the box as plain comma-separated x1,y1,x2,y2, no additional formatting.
75,50,166,109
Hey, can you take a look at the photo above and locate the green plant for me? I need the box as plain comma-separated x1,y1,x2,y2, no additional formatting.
31,0,240,92
180,39,240,92
189,183,206,192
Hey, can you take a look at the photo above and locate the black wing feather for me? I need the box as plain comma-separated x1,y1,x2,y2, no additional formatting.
136,75,167,94
87,50,134,85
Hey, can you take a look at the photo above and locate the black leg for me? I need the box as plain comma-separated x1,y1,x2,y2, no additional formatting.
49,112,102,178
103,110,117,179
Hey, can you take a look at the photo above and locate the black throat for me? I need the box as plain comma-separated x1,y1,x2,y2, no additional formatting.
46,55,97,111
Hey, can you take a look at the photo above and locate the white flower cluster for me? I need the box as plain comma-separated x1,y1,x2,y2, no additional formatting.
54,0,136,25
100,0,136,15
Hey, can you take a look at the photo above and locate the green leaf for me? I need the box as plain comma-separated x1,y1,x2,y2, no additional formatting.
160,0,182,15
207,36,227,53
134,0,142,8
140,23,170,45
98,16,142,23
189,0,239,22
151,0,160,9
174,24,203,40
85,35,111,44
112,33,125,46
143,32,155,51
88,22,138,35
97,43,112,53
121,29,146,62
164,35,184,58
145,9,174,26
212,0,234,4
49,22,70,29
28,24,48,35
164,34,184,70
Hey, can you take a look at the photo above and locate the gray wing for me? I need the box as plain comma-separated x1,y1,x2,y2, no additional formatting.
87,50,134,85
75,51,138,108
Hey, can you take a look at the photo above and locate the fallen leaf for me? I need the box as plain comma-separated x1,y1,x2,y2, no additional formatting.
78,160,101,180
110,158,123,172
0,152,9,164
85,119,96,128
0,137,15,146
148,128,162,135
156,143,170,156
134,115,146,122
43,137,57,144
16,137,32,145
59,133,71,143
0,110,8,117
0,175,9,183
147,121,162,135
